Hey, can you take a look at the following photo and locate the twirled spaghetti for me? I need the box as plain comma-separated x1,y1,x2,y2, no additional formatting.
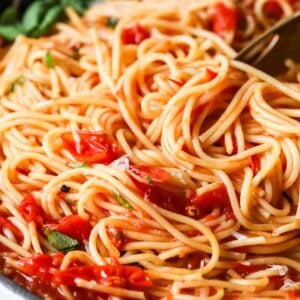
0,0,300,299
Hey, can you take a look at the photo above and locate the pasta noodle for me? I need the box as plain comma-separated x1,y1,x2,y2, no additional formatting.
0,0,300,299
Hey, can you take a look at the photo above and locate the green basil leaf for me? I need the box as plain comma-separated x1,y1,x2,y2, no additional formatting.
44,229,79,252
0,25,23,41
29,5,63,38
45,52,55,68
112,191,133,209
61,0,95,15
0,7,18,25
22,1,54,34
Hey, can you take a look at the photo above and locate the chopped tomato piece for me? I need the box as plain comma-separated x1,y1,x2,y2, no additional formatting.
206,68,218,81
130,170,233,220
212,3,237,39
46,215,91,243
264,0,283,19
190,184,230,210
264,0,296,19
0,214,23,240
54,259,152,290
61,131,122,164
223,205,236,221
129,165,170,184
18,194,46,225
131,174,190,215
233,262,266,276
185,252,207,270
122,23,150,45
17,253,64,282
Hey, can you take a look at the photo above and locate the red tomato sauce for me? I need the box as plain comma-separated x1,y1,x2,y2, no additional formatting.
1,254,151,300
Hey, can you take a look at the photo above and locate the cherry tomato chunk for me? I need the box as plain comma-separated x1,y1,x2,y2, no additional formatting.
18,194,46,225
17,253,64,282
129,167,233,219
61,131,122,164
122,23,150,45
45,215,91,243
190,184,230,210
54,259,152,290
213,2,237,39
233,262,266,277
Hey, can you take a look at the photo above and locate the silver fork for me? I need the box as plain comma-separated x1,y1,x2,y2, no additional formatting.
235,11,300,76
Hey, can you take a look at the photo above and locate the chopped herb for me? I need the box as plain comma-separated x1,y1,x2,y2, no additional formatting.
60,184,71,193
112,191,132,209
44,229,79,252
10,76,25,93
105,16,118,29
68,161,88,168
45,52,55,68
146,176,153,185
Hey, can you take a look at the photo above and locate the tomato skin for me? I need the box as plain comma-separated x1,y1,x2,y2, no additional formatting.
264,0,295,19
61,131,122,164
233,262,266,277
169,78,184,86
54,259,152,290
213,2,237,39
18,194,45,225
129,165,170,184
122,23,150,45
264,0,283,19
0,214,23,240
46,215,91,243
190,184,230,210
205,68,218,81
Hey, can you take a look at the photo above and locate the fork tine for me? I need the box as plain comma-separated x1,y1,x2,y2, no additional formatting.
235,11,300,76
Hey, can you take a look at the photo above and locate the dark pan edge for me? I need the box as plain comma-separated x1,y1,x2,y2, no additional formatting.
0,274,40,299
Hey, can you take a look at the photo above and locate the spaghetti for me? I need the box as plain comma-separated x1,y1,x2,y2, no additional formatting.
0,0,300,299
